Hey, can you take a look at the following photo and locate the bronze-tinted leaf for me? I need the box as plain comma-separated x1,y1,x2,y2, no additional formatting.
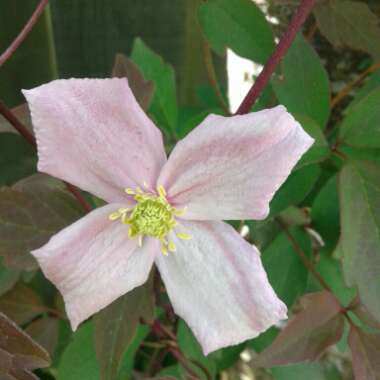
314,0,380,59
339,161,380,323
94,276,154,380
0,259,20,297
255,291,344,367
112,53,154,111
352,299,380,330
25,317,59,356
349,326,380,380
0,313,50,379
0,284,47,325
0,179,84,270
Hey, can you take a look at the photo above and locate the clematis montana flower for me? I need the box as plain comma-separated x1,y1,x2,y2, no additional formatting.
23,78,313,354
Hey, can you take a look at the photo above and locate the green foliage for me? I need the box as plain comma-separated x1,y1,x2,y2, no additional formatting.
177,320,217,379
311,175,340,249
339,160,380,322
272,35,330,128
314,0,380,60
0,133,36,186
131,38,178,137
1,1,380,379
295,115,330,168
339,88,380,148
262,228,311,307
198,0,274,64
58,323,100,380
269,164,321,216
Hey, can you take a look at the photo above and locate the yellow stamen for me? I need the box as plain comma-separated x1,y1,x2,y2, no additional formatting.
168,241,176,252
157,185,167,198
110,185,191,256
177,232,192,240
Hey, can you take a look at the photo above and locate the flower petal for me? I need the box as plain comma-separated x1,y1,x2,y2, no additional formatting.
158,106,314,220
32,204,158,329
155,220,287,355
23,78,166,203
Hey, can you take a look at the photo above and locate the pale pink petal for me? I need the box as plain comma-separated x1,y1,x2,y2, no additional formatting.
158,106,314,220
23,78,166,204
155,220,287,355
32,204,158,329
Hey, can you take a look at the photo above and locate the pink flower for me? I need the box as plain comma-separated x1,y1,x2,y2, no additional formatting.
23,78,313,354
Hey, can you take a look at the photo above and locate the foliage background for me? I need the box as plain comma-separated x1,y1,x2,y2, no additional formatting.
0,0,380,379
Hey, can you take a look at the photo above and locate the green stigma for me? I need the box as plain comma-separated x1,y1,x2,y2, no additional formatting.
109,185,191,255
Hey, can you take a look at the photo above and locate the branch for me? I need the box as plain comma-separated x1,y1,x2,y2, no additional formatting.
143,319,200,379
275,217,332,293
0,101,91,212
235,0,317,114
0,0,50,68
331,62,380,108
0,101,36,147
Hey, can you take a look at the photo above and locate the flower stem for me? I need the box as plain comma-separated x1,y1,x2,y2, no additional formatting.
0,0,50,68
235,0,317,115
0,100,92,212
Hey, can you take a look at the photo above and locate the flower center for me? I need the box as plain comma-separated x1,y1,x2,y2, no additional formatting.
109,185,191,255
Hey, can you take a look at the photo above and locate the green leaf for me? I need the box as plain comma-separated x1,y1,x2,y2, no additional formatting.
272,362,331,380
270,164,321,216
0,178,84,270
339,161,380,322
316,256,356,307
350,68,380,108
0,312,50,378
94,278,155,380
314,0,380,59
247,219,281,252
262,228,311,307
311,175,340,249
339,88,380,148
177,107,222,139
272,35,330,128
0,1,57,106
58,322,99,380
0,133,36,187
348,327,380,380
209,343,245,372
198,0,274,64
131,38,178,136
295,115,330,168
115,324,150,380
177,320,216,379
255,291,344,367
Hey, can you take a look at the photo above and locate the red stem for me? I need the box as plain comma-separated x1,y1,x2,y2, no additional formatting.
0,101,36,147
235,0,317,114
0,101,91,212
0,0,50,68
